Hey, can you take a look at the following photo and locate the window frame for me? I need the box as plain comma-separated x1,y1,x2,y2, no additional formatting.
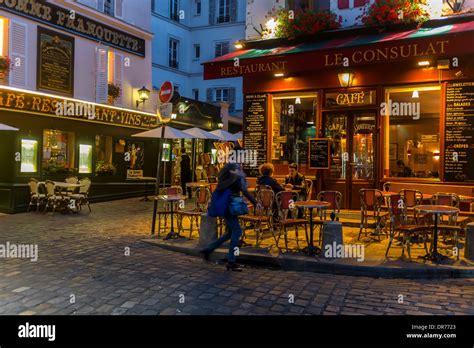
193,43,200,60
170,0,180,22
215,88,229,102
217,0,230,23
214,41,230,58
194,0,202,15
169,37,180,69
192,89,199,100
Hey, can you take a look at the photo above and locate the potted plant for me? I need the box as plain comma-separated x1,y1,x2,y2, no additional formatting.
262,8,342,39
0,56,10,81
358,0,430,29
107,83,121,104
95,161,117,176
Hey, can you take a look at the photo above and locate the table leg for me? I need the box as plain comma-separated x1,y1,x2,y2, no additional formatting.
165,202,184,240
304,208,320,255
420,212,447,263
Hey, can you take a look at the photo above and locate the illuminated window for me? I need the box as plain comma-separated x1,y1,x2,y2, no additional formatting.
79,144,93,174
42,129,75,174
20,139,38,173
162,143,171,162
0,16,9,57
383,85,441,179
95,135,113,164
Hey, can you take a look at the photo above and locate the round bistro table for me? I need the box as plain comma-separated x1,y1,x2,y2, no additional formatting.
414,205,459,263
156,194,188,240
295,200,332,255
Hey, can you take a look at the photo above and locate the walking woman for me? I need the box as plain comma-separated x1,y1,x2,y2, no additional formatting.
200,162,260,271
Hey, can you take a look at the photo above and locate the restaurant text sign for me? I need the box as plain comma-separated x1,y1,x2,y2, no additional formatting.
0,0,145,57
325,90,376,108
0,88,157,130
324,40,449,67
219,60,288,78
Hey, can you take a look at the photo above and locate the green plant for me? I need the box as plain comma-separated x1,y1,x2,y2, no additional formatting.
0,56,10,72
95,161,117,176
108,83,121,100
358,0,430,27
42,159,74,175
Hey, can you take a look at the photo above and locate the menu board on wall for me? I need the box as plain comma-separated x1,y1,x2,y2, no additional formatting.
444,81,474,182
37,27,75,96
308,138,330,169
243,94,267,176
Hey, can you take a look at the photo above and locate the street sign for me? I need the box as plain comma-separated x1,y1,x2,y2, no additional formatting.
159,81,174,103
158,103,173,120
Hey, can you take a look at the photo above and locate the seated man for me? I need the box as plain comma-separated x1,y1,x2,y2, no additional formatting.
285,163,306,196
257,163,284,193
396,160,413,177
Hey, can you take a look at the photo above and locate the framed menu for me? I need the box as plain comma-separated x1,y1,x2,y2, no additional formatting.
37,27,75,96
308,138,330,169
444,81,474,182
243,94,268,176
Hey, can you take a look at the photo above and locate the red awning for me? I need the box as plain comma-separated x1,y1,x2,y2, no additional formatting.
203,20,474,80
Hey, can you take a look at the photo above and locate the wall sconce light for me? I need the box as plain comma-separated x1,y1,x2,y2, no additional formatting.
433,151,440,160
234,41,244,49
171,113,177,120
136,86,150,107
274,72,285,78
218,122,224,129
417,60,430,67
338,72,355,88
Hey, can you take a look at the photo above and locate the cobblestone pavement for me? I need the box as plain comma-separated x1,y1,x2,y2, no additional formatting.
0,199,473,315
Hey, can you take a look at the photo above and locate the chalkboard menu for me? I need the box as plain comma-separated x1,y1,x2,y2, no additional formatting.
243,94,268,176
308,138,330,169
37,27,75,96
444,81,474,182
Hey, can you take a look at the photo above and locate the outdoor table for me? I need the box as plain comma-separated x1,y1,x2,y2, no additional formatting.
127,177,156,201
382,191,398,197
156,194,187,240
185,182,210,189
38,182,85,213
295,200,332,255
414,205,459,263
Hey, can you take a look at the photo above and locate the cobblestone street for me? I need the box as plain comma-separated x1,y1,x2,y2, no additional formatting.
1,199,474,316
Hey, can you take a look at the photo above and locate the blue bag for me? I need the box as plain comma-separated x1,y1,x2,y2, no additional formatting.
208,188,232,217
229,196,249,216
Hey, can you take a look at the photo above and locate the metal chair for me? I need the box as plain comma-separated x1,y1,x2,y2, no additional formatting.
44,180,67,214
27,178,46,212
315,191,343,243
65,176,79,196
240,188,275,247
304,179,313,201
382,182,391,192
70,178,92,212
399,189,423,223
155,186,184,236
358,189,387,241
177,187,210,239
385,194,430,261
273,191,308,252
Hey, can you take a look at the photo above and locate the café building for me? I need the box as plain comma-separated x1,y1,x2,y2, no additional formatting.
204,15,474,209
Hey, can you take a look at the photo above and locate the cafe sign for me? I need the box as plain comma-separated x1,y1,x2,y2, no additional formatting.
0,0,145,57
325,90,376,108
0,87,158,130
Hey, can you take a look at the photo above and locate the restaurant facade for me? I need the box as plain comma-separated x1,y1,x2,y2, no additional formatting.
204,15,474,209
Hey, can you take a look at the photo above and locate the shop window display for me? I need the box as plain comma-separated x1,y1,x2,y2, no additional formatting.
42,129,75,174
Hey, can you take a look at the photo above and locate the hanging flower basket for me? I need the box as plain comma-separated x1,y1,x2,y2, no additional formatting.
108,83,121,100
0,56,10,81
358,0,430,28
263,8,342,39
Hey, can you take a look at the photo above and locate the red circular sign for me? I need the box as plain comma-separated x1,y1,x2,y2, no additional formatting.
159,81,174,103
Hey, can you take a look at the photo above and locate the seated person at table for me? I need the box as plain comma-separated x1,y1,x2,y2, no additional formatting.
257,163,284,194
285,163,306,192
396,160,413,177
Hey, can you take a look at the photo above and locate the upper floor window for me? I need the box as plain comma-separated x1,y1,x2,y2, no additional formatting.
194,44,201,60
214,41,230,58
170,0,180,21
169,38,179,69
77,0,123,19
195,0,202,15
0,16,27,88
217,0,230,23
192,89,199,100
215,88,229,102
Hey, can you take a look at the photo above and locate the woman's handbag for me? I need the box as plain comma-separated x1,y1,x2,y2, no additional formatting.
229,196,249,216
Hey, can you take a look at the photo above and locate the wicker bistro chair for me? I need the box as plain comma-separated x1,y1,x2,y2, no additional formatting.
69,178,92,212
314,191,343,243
385,194,430,261
65,176,79,196
358,189,388,241
273,191,308,252
27,178,46,212
399,189,424,222
382,182,391,192
43,180,68,214
177,187,211,239
431,192,470,226
155,186,185,236
240,188,275,247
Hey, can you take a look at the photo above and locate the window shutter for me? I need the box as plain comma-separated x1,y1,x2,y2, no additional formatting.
354,0,369,7
206,88,213,102
115,0,124,18
224,42,230,55
114,53,123,106
338,0,349,9
209,0,216,25
9,20,27,88
96,47,109,103
228,88,235,112
77,0,98,8
98,0,105,11
230,0,237,22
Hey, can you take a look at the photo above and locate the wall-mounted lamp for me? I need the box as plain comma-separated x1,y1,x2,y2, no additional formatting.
412,90,419,99
417,60,430,67
171,113,177,120
338,72,355,88
433,151,440,160
136,86,150,107
234,41,244,50
217,122,224,129
274,72,285,78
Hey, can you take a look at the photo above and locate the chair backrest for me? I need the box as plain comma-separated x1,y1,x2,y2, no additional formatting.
304,179,313,201
275,191,299,220
28,178,39,195
166,186,182,195
399,189,423,207
388,194,408,225
196,187,211,207
44,180,56,196
78,178,91,194
65,176,79,184
431,192,460,208
317,191,342,212
255,189,275,217
382,182,391,192
255,184,271,195
209,183,217,193
359,189,384,211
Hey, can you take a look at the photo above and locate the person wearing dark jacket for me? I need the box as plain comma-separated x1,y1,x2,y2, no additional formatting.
200,162,260,271
257,163,284,193
180,148,192,197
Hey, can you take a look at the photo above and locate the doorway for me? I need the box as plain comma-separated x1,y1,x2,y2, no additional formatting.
321,111,377,209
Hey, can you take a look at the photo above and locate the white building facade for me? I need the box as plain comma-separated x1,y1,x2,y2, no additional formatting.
151,0,246,131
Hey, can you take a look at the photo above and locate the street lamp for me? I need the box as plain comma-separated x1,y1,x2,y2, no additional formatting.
338,72,355,88
136,86,150,107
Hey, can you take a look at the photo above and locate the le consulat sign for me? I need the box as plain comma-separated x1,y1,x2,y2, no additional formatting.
0,0,145,57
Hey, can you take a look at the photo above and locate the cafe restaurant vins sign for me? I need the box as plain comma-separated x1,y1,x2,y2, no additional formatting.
0,88,157,130
0,0,145,57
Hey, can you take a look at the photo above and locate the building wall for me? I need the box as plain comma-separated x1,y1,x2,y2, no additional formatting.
151,0,246,125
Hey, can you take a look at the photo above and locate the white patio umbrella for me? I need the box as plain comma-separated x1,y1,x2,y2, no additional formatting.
182,127,221,140
0,123,19,131
233,132,243,140
209,129,240,141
